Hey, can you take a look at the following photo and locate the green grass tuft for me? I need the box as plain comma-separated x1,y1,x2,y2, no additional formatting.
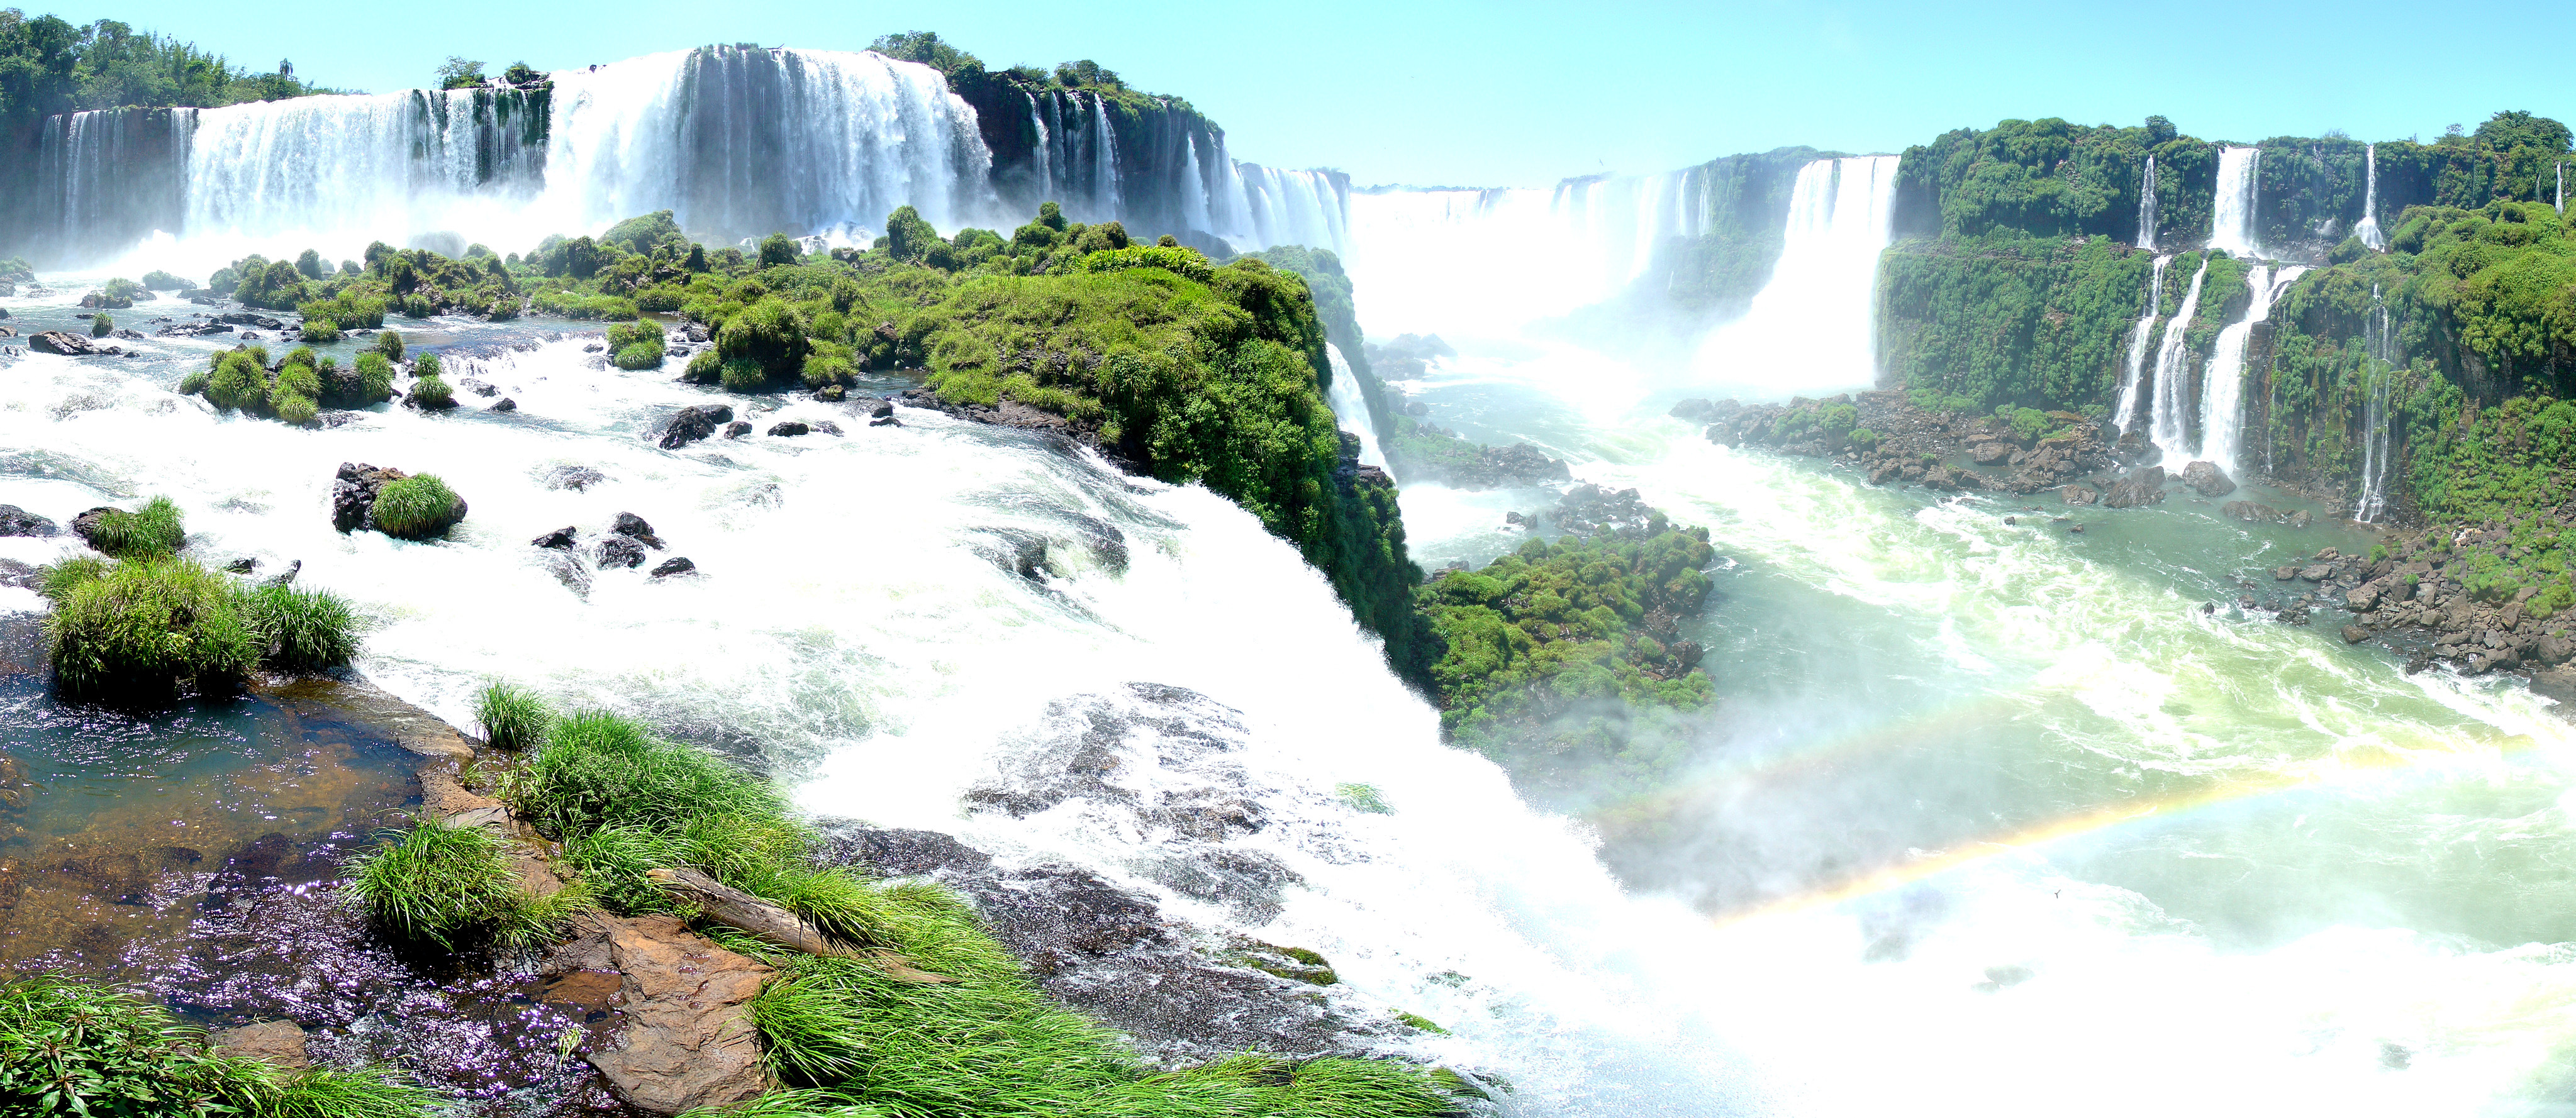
240,583,360,670
87,495,187,559
343,819,524,949
370,474,465,540
475,680,552,749
45,556,258,701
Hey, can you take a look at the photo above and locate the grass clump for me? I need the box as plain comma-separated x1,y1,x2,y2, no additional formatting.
43,556,258,701
498,698,1458,1118
86,495,187,558
607,319,666,369
0,975,441,1116
240,583,360,671
370,474,466,540
344,818,587,950
474,680,551,750
90,311,114,338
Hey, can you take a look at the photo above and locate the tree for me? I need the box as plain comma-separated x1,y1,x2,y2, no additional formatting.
1053,59,1122,90
436,56,484,90
501,60,539,86
2474,110,2572,154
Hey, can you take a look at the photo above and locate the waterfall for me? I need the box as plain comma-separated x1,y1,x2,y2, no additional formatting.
1325,344,1389,473
2355,284,2396,521
2190,264,2307,473
1090,92,1122,217
2355,144,2385,252
2209,146,2262,259
2146,258,2212,460
1688,155,1902,396
2558,162,2565,214
2112,255,2170,433
14,47,1348,267
2136,155,2159,250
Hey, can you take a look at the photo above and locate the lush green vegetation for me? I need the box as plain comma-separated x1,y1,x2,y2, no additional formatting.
0,975,437,1117
484,695,1459,1117
86,494,184,557
40,503,360,700
1415,525,1717,792
474,680,551,750
370,474,466,540
345,818,587,950
0,10,329,129
184,342,397,423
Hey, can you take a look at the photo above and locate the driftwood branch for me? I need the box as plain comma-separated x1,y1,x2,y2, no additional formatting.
646,867,951,983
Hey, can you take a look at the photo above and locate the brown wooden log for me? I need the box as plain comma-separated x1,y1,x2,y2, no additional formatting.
645,867,951,983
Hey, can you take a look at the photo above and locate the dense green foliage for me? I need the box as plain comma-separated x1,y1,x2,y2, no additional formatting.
370,474,465,540
1416,526,1717,789
186,341,392,422
493,697,1458,1117
39,503,362,701
345,818,584,949
0,9,327,130
475,679,550,750
0,976,437,1117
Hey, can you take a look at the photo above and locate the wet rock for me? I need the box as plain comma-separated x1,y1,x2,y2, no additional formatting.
156,320,233,338
493,397,517,412
265,559,300,587
2287,509,2312,528
329,463,406,534
460,377,497,397
613,512,664,549
2346,584,2382,611
812,420,842,436
541,465,607,492
69,506,115,546
723,421,751,438
210,1020,311,1070
811,384,845,402
0,504,58,538
2180,460,2236,497
30,330,101,356
2538,634,2575,666
532,526,577,550
765,420,808,437
585,915,772,1116
0,558,40,590
596,536,647,570
223,557,259,573
218,312,285,329
656,404,733,449
2299,564,2333,582
0,755,33,809
817,824,994,877
869,414,901,427
1970,442,2012,465
649,556,695,578
2342,624,2370,644
2060,485,2097,506
869,399,895,419
2101,466,2168,509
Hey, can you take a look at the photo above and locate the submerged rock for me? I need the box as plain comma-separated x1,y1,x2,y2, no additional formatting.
2181,460,2236,497
596,535,647,570
613,512,664,549
649,556,696,577
532,526,577,550
0,504,59,537
657,404,733,449
209,1020,311,1070
540,464,607,491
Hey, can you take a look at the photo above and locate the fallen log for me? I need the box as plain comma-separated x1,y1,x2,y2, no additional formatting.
645,866,951,983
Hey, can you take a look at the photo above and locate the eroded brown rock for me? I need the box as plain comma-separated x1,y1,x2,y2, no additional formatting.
586,915,774,1115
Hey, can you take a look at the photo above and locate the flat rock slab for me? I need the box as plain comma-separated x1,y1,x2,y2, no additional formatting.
586,914,773,1115
209,1019,310,1069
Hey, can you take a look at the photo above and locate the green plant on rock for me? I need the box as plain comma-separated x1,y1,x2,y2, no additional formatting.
240,582,360,670
371,474,466,540
86,496,187,559
0,975,441,1117
355,352,397,403
345,819,585,950
607,319,666,369
715,297,810,387
90,311,114,338
474,680,551,750
42,556,258,702
409,375,454,410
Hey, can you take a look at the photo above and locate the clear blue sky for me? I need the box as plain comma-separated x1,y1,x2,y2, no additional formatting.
33,0,2568,187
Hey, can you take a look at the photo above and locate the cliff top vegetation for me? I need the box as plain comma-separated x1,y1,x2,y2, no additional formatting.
0,8,328,128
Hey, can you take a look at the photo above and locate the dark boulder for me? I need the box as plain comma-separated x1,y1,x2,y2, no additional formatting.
2101,466,2168,509
329,463,407,534
596,536,647,569
30,331,101,356
813,420,842,435
613,513,664,550
2060,485,2098,506
656,404,734,449
532,526,577,550
766,421,808,437
0,504,58,538
722,420,751,439
217,312,284,329
870,399,896,418
493,397,517,412
649,556,696,578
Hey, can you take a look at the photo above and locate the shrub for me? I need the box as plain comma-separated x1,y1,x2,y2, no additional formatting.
274,389,319,424
343,819,580,949
376,329,406,362
607,319,665,369
486,295,521,321
89,312,114,338
475,680,550,750
409,375,455,410
683,349,722,384
205,350,272,412
177,369,211,396
240,583,359,670
43,557,258,701
371,475,466,540
87,496,186,559
759,233,801,267
355,352,396,402
800,353,854,388
140,269,189,290
0,975,440,1116
402,293,435,319
715,297,808,384
413,352,442,379
720,357,769,392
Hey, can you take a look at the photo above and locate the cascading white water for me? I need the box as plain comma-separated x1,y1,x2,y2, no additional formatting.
2209,146,2263,259
2558,162,2565,215
2136,155,2160,250
2355,285,2395,521
1088,92,1122,217
2112,255,2170,434
2146,258,2211,460
2355,144,2385,252
1325,344,1389,473
2189,263,2307,474
1688,155,1902,397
